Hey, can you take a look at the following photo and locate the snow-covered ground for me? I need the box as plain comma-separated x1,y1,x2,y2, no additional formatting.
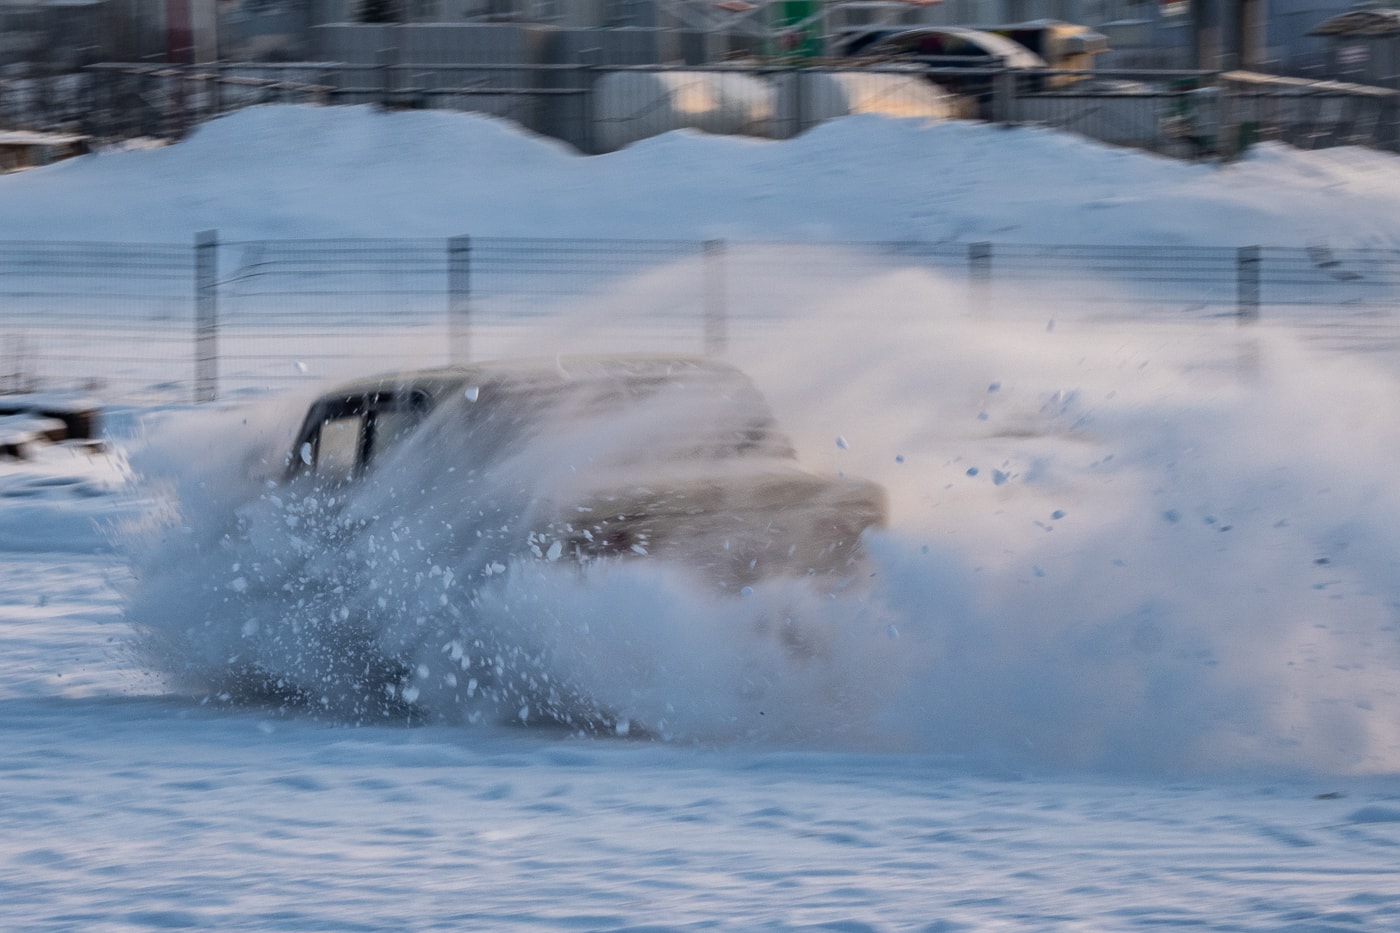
3,106,1400,930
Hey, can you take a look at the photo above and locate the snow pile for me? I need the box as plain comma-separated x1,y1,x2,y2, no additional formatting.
3,104,1400,246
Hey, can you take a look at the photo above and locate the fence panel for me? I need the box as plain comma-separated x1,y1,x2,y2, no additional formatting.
6,236,1400,402
463,237,709,358
963,244,1245,318
0,240,194,399
1009,78,1213,160
1260,246,1400,353
50,62,1400,159
214,237,451,390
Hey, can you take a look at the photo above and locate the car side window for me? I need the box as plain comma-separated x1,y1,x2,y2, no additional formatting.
368,408,420,464
289,389,433,484
315,414,365,485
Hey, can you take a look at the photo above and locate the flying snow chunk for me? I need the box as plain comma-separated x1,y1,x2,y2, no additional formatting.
836,436,850,450
299,442,313,465
546,540,563,562
464,386,480,402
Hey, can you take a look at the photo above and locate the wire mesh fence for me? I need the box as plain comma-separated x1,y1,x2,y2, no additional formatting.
0,240,195,396
3,235,1400,402
9,62,1400,161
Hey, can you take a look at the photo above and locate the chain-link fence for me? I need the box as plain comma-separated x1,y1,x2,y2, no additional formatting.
3,235,1400,402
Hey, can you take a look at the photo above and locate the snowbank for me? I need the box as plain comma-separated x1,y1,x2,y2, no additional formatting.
2,104,1400,246
594,71,774,153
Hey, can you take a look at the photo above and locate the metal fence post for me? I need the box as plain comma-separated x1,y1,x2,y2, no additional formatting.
1237,245,1261,322
577,48,601,155
194,230,219,402
969,241,991,313
791,64,805,138
378,46,394,108
1387,89,1400,154
448,235,472,363
992,68,1015,125
1219,75,1239,160
703,239,727,356
208,61,222,118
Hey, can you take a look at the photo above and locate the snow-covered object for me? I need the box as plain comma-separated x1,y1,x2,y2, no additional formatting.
772,70,956,133
186,354,885,727
593,70,775,151
0,414,65,451
0,392,101,441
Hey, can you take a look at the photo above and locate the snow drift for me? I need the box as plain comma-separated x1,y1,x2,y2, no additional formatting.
6,104,1400,247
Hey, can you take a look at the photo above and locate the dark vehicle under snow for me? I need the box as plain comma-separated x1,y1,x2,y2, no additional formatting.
286,355,886,590
210,355,890,725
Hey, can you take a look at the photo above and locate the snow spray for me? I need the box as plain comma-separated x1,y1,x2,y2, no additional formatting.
121,255,1400,775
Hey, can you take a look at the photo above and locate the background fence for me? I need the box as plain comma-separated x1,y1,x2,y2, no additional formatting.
4,235,1400,403
5,63,1399,161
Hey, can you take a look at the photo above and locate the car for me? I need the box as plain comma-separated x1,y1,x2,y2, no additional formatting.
284,355,886,590
192,355,885,725
839,25,1047,69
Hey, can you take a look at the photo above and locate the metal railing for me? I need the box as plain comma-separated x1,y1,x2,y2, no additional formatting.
3,235,1400,402
4,62,1398,160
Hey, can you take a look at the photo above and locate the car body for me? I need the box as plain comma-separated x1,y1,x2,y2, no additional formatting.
839,26,1048,69
285,355,886,590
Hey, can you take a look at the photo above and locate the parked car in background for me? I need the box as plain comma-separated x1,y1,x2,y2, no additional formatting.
838,25,1048,69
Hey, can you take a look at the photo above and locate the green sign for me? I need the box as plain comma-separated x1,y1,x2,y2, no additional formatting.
773,0,823,60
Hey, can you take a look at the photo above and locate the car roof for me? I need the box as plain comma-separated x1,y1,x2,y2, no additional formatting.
313,355,753,406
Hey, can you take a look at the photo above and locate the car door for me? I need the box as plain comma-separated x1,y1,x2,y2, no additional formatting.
290,390,432,484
